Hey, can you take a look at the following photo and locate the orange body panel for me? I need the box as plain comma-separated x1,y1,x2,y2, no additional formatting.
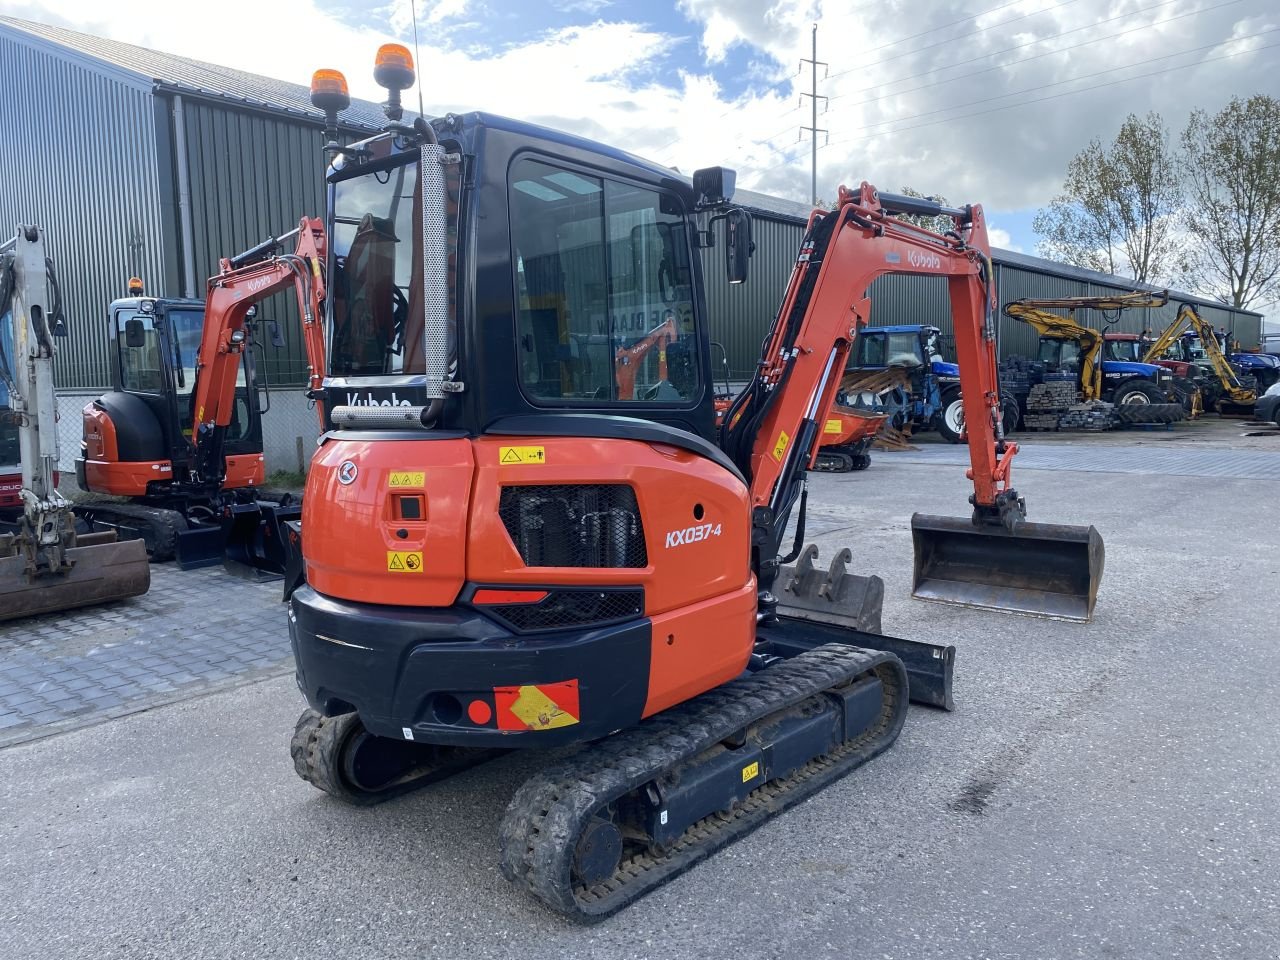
84,458,172,496
642,581,757,718
81,398,261,493
467,437,750,618
222,454,264,490
303,437,475,607
81,402,117,463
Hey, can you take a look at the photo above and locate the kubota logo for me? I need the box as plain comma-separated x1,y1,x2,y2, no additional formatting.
908,250,942,269
247,276,274,294
337,460,358,485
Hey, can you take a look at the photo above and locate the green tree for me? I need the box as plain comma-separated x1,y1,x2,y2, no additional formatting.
1180,95,1280,309
894,187,956,235
1034,112,1182,283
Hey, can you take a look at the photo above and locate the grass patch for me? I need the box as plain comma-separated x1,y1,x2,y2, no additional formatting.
266,469,306,489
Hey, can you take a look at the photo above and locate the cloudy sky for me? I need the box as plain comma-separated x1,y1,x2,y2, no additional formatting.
4,0,1277,312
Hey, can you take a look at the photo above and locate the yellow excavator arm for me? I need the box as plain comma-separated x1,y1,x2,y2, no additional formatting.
1143,303,1254,405
1003,291,1168,402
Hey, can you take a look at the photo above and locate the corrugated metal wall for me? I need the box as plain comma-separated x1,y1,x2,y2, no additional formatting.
0,30,168,389
176,97,331,386
699,211,1264,374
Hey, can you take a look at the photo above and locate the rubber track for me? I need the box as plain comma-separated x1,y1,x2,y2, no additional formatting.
74,502,186,561
498,644,906,921
291,709,495,807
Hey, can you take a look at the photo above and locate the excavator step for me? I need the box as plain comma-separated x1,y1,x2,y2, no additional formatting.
497,644,906,921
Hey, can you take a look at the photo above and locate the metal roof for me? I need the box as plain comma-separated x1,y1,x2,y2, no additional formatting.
0,16,394,131
730,185,1262,319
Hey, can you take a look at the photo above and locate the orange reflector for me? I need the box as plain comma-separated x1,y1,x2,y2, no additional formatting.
375,43,414,73
472,588,548,605
467,699,493,725
310,68,349,99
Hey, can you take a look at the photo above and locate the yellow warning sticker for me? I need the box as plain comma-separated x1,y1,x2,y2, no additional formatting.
771,430,790,462
508,685,579,729
824,419,842,434
742,761,761,783
499,445,546,465
386,551,423,573
388,471,425,487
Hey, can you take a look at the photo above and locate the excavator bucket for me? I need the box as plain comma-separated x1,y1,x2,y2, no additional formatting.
223,500,301,577
910,513,1104,622
773,545,954,710
173,501,301,577
0,535,150,623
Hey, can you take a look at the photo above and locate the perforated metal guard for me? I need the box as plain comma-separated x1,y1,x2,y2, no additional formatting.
499,485,648,568
485,589,645,633
420,143,454,400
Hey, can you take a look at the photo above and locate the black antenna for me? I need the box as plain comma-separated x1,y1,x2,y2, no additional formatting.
410,1,426,120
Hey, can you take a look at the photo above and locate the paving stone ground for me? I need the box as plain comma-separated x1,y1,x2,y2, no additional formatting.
0,563,290,746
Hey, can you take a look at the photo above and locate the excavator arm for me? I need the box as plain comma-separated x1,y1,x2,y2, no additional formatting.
722,183,1104,620
1002,291,1167,401
1143,303,1254,405
188,217,328,486
722,184,1012,571
614,316,678,400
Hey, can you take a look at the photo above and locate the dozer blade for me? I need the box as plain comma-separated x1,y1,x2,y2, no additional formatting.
910,513,1104,622
0,538,150,623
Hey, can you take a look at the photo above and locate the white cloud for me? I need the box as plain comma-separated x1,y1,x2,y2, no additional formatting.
2,0,1274,224
987,226,1021,253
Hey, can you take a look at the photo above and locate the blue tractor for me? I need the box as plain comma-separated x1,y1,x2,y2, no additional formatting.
842,324,1018,443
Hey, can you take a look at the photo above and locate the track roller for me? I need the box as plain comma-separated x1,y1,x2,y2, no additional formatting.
290,709,494,806
498,644,906,921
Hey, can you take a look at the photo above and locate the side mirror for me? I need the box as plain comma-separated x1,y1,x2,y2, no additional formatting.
725,208,753,285
124,317,147,348
269,320,285,349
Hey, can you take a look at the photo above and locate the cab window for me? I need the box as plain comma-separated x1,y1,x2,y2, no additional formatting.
116,312,165,393
509,158,698,403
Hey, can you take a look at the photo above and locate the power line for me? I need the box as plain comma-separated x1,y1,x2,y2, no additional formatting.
854,0,1035,57
825,29,1279,136
826,0,1090,80
826,0,1241,109
824,35,1278,145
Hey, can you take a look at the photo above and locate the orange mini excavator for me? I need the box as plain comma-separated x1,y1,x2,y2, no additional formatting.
286,50,1105,921
75,220,328,571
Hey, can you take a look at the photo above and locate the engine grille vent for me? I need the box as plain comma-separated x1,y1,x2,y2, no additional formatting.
498,484,648,568
485,588,645,633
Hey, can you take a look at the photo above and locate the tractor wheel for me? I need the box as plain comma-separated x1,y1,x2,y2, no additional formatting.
937,391,964,444
1115,380,1165,406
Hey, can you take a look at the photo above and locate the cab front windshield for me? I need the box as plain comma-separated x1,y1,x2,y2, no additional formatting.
0,312,16,468
328,155,460,378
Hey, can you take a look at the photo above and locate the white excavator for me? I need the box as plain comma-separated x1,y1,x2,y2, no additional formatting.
0,224,150,621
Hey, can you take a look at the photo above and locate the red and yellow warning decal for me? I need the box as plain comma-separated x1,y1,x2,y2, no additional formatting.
494,679,580,731
771,429,790,462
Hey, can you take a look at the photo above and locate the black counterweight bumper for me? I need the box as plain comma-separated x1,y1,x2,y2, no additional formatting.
288,586,653,748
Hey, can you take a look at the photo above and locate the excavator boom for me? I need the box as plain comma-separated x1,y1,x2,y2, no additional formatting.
720,184,1105,620
0,225,149,622
1144,303,1254,407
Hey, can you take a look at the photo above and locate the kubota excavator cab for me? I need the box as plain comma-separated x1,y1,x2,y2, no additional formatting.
77,296,266,497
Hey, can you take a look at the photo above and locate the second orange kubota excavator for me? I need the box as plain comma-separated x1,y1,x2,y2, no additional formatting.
279,49,1106,920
